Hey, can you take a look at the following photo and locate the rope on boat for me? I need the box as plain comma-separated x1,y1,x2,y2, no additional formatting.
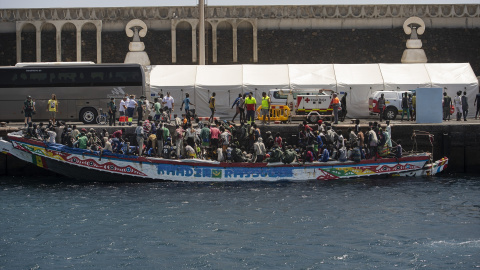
411,130,435,175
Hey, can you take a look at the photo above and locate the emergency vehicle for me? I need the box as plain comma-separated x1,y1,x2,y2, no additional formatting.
269,89,335,122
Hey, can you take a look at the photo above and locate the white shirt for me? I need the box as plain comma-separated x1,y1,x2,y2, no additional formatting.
47,131,56,144
163,96,174,109
119,99,126,112
127,99,137,108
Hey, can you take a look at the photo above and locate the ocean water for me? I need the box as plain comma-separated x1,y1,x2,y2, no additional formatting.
0,176,479,269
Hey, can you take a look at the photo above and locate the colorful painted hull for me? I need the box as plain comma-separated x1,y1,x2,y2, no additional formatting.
0,135,448,182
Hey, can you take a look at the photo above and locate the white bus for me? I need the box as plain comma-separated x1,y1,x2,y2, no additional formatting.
0,63,145,124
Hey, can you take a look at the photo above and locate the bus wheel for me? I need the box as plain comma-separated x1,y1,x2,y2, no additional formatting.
80,108,98,124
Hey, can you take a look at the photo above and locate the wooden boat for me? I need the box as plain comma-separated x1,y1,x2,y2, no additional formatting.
0,133,448,182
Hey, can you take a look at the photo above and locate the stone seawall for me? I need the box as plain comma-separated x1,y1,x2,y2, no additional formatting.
1,122,479,178
2,28,480,75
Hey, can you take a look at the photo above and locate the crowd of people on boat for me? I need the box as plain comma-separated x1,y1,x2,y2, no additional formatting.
22,114,404,163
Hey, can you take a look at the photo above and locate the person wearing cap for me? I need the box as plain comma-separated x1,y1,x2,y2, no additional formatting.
126,95,137,126
22,95,35,127
107,97,117,126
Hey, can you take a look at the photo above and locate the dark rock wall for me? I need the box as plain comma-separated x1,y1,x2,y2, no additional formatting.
1,28,479,75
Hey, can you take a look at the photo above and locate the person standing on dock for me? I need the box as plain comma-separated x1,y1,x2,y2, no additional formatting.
107,97,116,126
162,92,174,122
401,92,410,121
22,95,35,127
47,94,59,125
332,93,340,124
231,93,243,124
126,95,137,126
475,89,480,119
119,95,128,126
443,92,452,121
461,91,469,121
261,92,271,125
378,93,386,122
454,91,462,121
245,92,257,125
208,92,216,123
180,93,195,120
340,92,347,121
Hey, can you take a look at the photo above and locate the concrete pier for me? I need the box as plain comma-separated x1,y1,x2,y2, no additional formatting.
1,119,479,176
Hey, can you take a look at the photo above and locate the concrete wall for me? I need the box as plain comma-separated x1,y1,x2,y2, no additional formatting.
2,28,480,75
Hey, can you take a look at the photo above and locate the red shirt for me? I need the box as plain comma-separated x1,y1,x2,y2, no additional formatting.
210,127,220,139
275,136,282,147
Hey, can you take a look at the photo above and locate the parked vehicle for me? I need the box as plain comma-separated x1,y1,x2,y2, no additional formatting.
0,63,146,124
269,89,334,122
369,90,412,120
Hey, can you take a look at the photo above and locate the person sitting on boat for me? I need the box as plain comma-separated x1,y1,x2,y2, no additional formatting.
216,146,224,161
36,122,45,140
395,139,403,158
265,146,284,163
252,137,266,163
185,144,196,159
146,133,157,156
101,137,113,154
338,145,347,162
232,146,246,162
74,131,88,150
305,150,314,163
282,146,297,164
325,126,337,148
320,147,330,162
46,127,56,144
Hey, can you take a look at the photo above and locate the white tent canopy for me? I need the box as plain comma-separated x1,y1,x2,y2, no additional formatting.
195,65,244,118
335,64,384,118
288,64,337,91
380,63,432,92
425,63,478,117
147,63,478,119
242,64,290,99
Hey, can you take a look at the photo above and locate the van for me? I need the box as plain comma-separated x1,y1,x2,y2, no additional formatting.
369,90,412,120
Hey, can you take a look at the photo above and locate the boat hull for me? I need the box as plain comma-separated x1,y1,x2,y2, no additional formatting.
1,135,448,182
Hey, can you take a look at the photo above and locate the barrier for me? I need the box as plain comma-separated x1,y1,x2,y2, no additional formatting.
197,117,220,121
256,105,290,122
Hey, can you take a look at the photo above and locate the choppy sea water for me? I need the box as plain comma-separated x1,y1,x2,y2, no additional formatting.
0,176,479,269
